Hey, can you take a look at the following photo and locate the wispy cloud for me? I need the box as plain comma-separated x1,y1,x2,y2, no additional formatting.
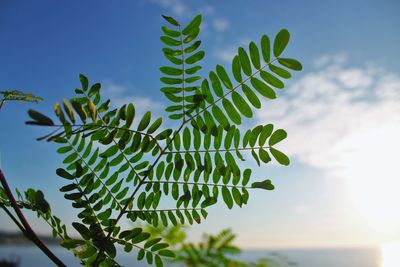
213,38,251,63
256,54,400,229
257,54,400,173
212,17,229,32
102,81,164,116
149,0,189,17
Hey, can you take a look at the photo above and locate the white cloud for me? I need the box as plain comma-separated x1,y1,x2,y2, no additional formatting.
213,39,251,63
312,52,348,68
212,17,229,32
257,55,400,172
198,5,215,16
213,46,236,62
256,54,400,230
149,0,189,17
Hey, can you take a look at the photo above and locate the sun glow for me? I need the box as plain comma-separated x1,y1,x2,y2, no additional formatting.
381,243,400,267
342,124,400,231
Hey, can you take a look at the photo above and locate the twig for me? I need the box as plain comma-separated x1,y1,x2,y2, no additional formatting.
0,169,66,267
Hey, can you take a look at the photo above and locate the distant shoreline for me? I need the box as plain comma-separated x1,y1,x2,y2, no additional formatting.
0,231,60,246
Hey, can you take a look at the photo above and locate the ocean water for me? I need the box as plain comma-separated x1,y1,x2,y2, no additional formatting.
0,246,382,267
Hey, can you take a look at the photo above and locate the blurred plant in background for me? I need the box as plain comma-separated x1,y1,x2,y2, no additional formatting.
143,224,295,267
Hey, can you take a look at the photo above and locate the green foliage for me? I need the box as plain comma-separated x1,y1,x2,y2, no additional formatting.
24,13,302,266
159,227,287,267
0,90,42,110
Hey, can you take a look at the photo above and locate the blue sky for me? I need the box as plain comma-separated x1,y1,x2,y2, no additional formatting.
1,0,400,249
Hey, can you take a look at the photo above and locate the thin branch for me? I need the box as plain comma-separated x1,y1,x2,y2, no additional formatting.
187,59,278,122
93,124,186,265
179,25,186,123
66,139,123,210
39,123,163,151
0,98,5,111
124,207,201,214
164,146,270,154
142,180,252,189
0,170,66,267
0,203,25,233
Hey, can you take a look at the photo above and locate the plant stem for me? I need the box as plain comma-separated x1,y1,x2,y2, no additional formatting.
0,169,66,267
0,99,5,111
0,203,25,233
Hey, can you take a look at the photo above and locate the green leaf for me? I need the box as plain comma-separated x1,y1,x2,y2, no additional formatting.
212,105,229,128
72,222,90,239
232,187,242,207
185,65,202,75
160,66,183,76
232,55,242,82
270,147,290,165
216,65,232,89
185,51,205,64
88,83,101,97
155,255,163,267
87,100,97,122
251,179,275,190
62,99,76,123
144,238,162,249
168,211,177,226
238,47,252,76
79,74,89,91
261,35,271,63
146,251,153,264
158,249,175,258
100,145,118,158
269,129,287,146
27,109,54,126
209,71,223,97
259,124,273,146
131,232,151,244
161,26,180,37
160,36,181,46
183,29,200,43
137,249,145,261
56,168,74,180
231,91,252,118
182,14,202,35
138,112,151,131
60,239,85,249
269,64,292,79
59,183,77,192
222,99,241,125
260,71,284,89
126,103,135,128
242,84,261,109
273,29,290,57
259,148,271,163
249,42,261,69
70,99,88,123
183,127,191,150
242,169,251,186
250,78,276,99
160,77,182,85
184,41,201,54
147,118,163,134
151,243,169,252
222,186,233,209
137,192,146,210
162,15,180,26
277,58,303,71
